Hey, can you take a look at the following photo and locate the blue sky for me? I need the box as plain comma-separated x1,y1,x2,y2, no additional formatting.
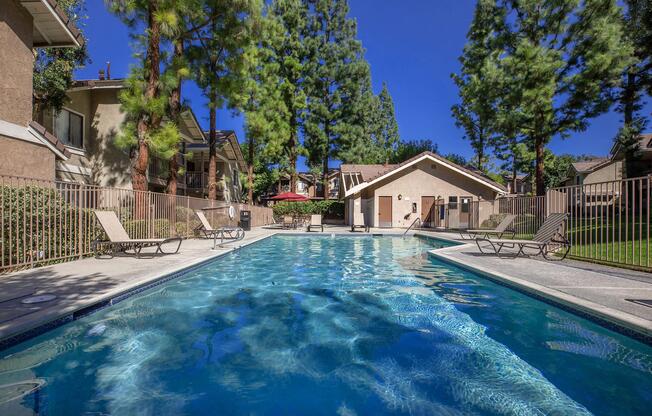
76,0,651,171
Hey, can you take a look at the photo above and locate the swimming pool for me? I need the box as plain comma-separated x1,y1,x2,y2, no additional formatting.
0,235,650,415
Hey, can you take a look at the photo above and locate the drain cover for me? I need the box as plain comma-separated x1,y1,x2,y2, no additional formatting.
21,294,57,304
626,299,652,308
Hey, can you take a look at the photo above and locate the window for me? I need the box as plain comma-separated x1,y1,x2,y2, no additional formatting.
460,197,471,213
54,109,83,148
448,196,458,209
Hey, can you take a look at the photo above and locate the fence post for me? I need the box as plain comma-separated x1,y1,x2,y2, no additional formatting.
78,184,84,259
186,196,190,238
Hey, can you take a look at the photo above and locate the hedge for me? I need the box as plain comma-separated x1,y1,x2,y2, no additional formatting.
272,200,344,219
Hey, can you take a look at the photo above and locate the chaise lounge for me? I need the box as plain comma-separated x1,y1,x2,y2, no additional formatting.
351,211,369,232
460,214,516,240
307,214,324,232
195,210,245,241
92,210,182,258
475,213,570,260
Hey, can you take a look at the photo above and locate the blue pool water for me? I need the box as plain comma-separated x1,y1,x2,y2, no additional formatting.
0,235,651,415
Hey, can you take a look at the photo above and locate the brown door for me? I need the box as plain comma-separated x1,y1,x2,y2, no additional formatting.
421,196,435,227
460,197,472,228
378,196,393,228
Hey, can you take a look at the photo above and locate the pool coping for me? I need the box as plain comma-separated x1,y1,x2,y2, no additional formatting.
426,242,652,345
0,233,276,352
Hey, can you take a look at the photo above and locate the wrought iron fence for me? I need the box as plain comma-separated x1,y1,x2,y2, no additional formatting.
0,175,273,273
547,176,650,269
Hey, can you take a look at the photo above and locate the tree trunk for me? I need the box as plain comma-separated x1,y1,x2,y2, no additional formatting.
247,136,254,203
511,151,517,194
208,88,218,200
622,71,637,179
132,0,160,217
289,115,298,194
477,136,484,172
166,38,184,196
535,135,545,196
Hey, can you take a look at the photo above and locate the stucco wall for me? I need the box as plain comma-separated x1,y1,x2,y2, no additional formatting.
0,0,34,126
584,161,622,185
362,160,499,228
0,135,55,181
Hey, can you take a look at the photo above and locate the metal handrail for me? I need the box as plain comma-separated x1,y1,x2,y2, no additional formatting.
403,217,422,237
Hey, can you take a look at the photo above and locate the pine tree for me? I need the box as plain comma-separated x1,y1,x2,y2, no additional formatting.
451,0,503,173
375,82,400,165
263,0,310,193
614,0,652,178
107,0,183,207
303,0,368,198
187,0,262,200
495,0,631,195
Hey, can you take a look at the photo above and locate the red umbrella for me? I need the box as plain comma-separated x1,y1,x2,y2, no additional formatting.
270,192,310,201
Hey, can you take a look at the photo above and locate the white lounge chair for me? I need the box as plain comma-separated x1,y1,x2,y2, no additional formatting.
92,210,182,258
351,211,369,232
460,214,516,240
475,213,570,260
195,210,244,241
307,214,323,232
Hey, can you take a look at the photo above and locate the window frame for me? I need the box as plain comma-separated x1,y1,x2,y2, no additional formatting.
53,107,84,150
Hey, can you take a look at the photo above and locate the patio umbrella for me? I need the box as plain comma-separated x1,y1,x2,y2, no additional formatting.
270,192,310,201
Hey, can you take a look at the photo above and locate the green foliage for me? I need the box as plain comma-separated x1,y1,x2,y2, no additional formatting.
389,139,438,164
443,153,468,166
1,185,99,268
272,200,343,218
451,0,503,172
33,0,88,112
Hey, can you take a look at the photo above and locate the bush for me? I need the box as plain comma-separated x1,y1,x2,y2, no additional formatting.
272,200,344,219
1,184,100,268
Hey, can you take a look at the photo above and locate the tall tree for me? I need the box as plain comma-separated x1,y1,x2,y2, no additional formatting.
303,0,368,198
240,10,290,203
33,0,88,115
108,0,182,202
495,0,631,195
262,0,310,193
451,0,503,173
188,0,262,200
375,83,400,165
389,139,438,164
614,0,652,178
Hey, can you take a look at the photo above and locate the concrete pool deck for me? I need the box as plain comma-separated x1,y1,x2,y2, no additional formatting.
0,225,651,349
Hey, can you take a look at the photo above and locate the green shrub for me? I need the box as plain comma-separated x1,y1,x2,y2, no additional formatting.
272,200,344,219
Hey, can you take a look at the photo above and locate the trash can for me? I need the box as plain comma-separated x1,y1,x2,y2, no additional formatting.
240,210,251,231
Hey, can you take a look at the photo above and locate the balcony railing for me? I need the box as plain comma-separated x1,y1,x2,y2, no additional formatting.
186,172,206,189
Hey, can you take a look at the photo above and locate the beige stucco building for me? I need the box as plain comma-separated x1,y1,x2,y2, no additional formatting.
32,78,245,201
0,0,83,181
564,158,623,187
341,152,506,229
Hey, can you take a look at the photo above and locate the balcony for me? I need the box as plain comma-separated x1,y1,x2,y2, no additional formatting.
186,172,206,189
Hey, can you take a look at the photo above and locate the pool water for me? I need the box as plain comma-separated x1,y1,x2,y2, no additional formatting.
0,235,651,415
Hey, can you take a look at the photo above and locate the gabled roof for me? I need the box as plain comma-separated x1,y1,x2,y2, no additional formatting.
0,119,69,160
571,158,612,174
611,133,652,159
189,131,246,171
21,0,84,47
343,151,506,197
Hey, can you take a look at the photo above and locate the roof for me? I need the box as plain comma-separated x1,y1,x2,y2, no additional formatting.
70,79,125,90
343,151,506,197
340,164,398,182
21,0,84,47
0,119,69,160
611,133,652,159
571,158,612,173
188,130,246,171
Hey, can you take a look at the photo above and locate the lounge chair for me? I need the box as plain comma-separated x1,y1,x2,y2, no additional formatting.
351,211,369,232
194,210,245,241
475,213,570,260
282,215,296,229
307,214,323,232
92,210,182,258
460,214,516,240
